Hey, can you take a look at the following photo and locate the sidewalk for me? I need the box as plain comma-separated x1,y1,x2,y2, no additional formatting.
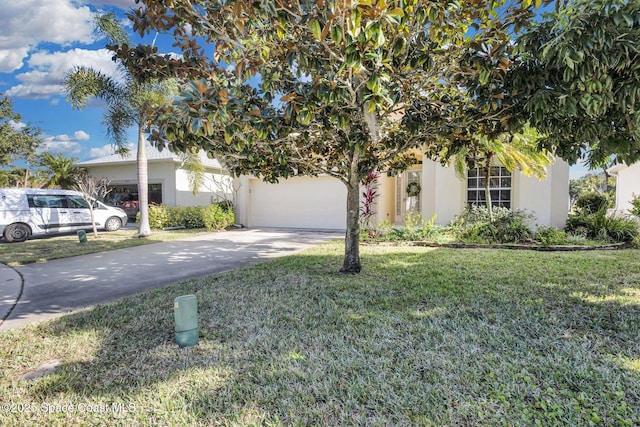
0,263,22,323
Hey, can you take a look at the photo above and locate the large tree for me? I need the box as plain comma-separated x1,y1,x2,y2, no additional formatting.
64,13,174,237
0,94,42,185
116,0,547,272
516,0,640,166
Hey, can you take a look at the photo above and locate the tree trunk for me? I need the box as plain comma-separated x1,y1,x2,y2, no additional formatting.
137,124,152,237
602,167,610,194
484,156,493,222
340,163,361,273
89,205,99,238
23,160,29,188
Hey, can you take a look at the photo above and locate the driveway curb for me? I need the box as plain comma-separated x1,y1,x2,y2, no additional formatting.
0,263,23,326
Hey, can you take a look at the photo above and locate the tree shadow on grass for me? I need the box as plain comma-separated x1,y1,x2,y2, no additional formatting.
5,247,640,425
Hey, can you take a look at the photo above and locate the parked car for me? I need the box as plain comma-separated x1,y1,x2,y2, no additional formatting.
0,188,128,243
120,200,139,220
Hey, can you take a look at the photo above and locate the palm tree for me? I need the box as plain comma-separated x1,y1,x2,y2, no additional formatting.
64,13,173,237
453,124,553,221
38,152,83,189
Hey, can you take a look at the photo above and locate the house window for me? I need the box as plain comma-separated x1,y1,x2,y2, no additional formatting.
467,166,511,208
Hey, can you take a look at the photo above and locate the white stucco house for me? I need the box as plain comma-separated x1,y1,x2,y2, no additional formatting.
77,146,232,217
608,162,640,216
233,156,570,230
79,146,570,229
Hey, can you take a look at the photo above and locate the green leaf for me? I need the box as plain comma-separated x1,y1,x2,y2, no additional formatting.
330,24,343,45
310,19,322,41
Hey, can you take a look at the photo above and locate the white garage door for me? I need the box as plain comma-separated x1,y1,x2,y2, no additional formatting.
249,176,347,229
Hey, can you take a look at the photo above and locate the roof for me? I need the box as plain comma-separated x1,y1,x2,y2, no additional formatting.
607,163,628,175
77,145,225,170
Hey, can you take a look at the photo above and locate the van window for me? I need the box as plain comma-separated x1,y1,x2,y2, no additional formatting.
68,195,90,209
27,195,69,209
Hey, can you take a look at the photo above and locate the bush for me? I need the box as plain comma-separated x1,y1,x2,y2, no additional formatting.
566,208,639,243
143,203,234,231
453,206,534,244
451,204,514,226
147,204,170,229
535,226,567,246
575,192,608,214
630,194,640,218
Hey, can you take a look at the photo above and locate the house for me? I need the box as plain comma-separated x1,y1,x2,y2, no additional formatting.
79,146,570,229
77,146,232,216
233,155,570,230
608,162,640,216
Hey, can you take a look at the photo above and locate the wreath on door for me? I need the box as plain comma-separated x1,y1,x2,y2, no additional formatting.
406,182,421,197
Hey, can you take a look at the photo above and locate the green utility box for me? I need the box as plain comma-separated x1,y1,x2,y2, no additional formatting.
174,295,199,347
77,229,87,243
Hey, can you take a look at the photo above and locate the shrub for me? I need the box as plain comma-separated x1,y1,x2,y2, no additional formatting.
566,208,639,243
575,192,608,214
491,212,533,243
202,203,235,231
143,204,234,230
146,204,171,229
453,206,533,244
535,226,567,246
630,194,640,218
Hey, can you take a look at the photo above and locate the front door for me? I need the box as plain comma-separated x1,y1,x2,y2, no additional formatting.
395,170,422,224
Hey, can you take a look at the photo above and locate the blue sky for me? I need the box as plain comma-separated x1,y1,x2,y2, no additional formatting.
0,0,166,161
0,0,591,178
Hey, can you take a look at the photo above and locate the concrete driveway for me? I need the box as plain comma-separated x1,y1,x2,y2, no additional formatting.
0,228,342,331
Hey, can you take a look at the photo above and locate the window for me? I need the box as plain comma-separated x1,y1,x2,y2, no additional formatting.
27,195,69,209
467,166,511,208
68,195,90,209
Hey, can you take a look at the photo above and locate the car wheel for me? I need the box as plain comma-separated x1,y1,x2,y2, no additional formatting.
104,216,122,232
3,223,31,243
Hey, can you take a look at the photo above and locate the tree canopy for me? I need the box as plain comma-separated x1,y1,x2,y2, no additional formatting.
517,0,640,166
114,0,550,272
0,94,42,170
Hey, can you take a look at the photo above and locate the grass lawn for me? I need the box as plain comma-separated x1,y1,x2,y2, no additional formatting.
0,228,211,266
1,242,639,425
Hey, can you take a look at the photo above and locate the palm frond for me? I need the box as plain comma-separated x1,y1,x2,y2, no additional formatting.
180,150,205,196
94,12,130,46
104,104,135,147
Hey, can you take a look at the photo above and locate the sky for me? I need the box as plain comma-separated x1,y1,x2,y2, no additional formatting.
0,0,591,179
0,0,165,161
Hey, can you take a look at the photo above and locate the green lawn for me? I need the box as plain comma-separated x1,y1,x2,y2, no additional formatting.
1,242,639,425
0,228,211,266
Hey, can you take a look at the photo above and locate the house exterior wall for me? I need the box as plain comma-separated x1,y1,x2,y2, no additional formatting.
83,161,228,208
376,175,395,224
83,162,170,205
422,160,465,225
614,162,640,214
419,158,569,228
174,168,233,207
513,158,570,228
231,158,570,230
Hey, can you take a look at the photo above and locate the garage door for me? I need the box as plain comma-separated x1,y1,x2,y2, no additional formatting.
249,176,347,229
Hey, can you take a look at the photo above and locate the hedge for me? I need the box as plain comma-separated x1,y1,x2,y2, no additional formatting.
144,203,235,231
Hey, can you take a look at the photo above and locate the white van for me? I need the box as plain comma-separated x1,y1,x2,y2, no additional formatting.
0,188,128,243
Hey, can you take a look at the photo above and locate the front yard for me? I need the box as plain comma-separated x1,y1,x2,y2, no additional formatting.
1,242,639,425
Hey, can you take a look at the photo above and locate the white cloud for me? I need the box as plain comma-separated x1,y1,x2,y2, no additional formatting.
0,0,96,73
9,120,26,131
87,144,118,159
38,130,95,156
6,48,121,99
85,0,136,9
